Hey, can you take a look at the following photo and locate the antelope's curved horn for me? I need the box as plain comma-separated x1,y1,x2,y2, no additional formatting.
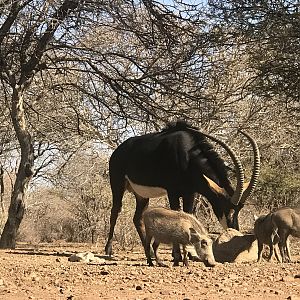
200,132,245,206
239,130,261,203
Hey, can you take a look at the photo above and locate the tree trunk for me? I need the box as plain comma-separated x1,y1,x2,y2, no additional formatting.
0,88,34,249
0,165,5,229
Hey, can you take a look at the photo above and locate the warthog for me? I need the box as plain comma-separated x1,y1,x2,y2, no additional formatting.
271,206,300,262
143,207,216,267
254,214,281,262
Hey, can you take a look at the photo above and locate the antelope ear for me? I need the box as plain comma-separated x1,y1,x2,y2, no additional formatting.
203,175,227,196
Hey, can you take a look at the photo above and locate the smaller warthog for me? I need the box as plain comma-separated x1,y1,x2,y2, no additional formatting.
254,214,281,262
271,206,300,262
143,207,216,267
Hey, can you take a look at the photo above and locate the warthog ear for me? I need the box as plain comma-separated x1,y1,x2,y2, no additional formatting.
190,228,200,243
203,175,227,196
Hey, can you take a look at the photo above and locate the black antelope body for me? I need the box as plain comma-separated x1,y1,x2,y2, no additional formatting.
105,121,260,257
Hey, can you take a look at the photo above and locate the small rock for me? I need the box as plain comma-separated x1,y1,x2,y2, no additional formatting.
68,252,95,263
219,287,231,293
31,273,40,282
0,279,4,286
135,285,143,290
274,290,283,295
228,274,239,280
100,270,109,275
281,276,295,282
160,290,171,295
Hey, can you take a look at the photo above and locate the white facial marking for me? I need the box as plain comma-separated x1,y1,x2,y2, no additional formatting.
219,214,228,230
125,175,167,198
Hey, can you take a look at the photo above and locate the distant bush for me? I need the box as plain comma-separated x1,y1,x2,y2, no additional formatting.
254,166,300,211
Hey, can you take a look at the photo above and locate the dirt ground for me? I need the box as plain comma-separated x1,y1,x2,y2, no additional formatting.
0,241,300,300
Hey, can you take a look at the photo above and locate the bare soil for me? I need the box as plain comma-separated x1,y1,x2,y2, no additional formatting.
0,241,300,300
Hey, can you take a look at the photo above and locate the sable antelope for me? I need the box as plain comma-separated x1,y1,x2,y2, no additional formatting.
271,207,300,262
105,121,260,257
143,207,216,267
254,214,282,262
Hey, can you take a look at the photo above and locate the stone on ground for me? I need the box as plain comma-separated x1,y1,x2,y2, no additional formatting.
213,228,258,263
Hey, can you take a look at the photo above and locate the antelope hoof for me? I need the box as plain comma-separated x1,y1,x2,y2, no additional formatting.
105,245,112,257
147,259,154,267
173,260,180,267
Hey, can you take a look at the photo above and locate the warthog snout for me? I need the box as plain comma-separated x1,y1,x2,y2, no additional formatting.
204,258,217,267
194,238,216,267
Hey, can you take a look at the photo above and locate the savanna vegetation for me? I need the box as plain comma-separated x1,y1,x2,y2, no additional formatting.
0,0,299,249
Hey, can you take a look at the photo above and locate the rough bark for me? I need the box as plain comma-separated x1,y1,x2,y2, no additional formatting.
0,88,34,249
0,164,4,229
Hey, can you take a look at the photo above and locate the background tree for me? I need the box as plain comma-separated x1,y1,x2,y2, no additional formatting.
1,0,299,248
